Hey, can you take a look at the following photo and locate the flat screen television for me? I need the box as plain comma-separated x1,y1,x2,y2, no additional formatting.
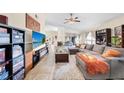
32,31,46,49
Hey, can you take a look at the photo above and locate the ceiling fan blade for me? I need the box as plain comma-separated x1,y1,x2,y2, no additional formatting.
75,17,78,19
64,22,68,24
76,20,80,22
74,20,80,22
64,20,70,24
65,18,70,20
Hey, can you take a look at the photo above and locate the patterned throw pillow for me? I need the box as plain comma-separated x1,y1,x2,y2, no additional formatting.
92,44,105,54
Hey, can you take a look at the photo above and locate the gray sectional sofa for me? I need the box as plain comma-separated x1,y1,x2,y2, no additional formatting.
76,44,124,80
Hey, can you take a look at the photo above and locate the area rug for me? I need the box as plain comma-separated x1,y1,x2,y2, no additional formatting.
53,56,85,80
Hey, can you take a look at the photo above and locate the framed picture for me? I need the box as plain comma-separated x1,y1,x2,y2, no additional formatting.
26,13,40,31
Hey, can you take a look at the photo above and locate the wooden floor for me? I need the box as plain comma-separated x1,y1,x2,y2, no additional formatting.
25,51,55,80
25,46,84,80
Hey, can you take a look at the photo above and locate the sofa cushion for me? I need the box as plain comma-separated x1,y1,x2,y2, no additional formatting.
92,44,105,54
103,47,124,57
77,53,109,75
85,44,94,50
102,49,121,57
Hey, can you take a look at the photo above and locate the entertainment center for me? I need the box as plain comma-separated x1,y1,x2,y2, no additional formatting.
32,31,48,67
33,44,48,66
96,28,111,46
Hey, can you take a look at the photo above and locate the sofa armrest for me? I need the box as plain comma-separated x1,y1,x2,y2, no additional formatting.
105,57,124,79
106,57,124,62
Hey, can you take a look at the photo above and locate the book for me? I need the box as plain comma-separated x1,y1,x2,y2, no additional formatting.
0,28,7,33
13,45,23,58
0,48,5,63
13,69,24,80
0,33,10,43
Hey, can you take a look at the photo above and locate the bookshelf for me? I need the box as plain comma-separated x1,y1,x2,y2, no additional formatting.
0,23,48,80
0,23,25,80
112,25,124,48
96,28,111,46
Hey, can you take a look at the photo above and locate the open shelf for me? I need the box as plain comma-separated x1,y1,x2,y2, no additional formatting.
0,23,48,80
0,23,25,80
96,28,111,46
112,25,124,48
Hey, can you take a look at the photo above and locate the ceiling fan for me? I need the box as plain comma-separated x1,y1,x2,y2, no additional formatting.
64,13,80,24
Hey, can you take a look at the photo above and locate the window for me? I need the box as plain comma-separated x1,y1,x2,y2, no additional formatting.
85,32,95,44
75,35,80,44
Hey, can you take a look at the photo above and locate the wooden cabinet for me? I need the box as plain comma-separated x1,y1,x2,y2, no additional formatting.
25,30,33,73
25,51,32,74
33,45,48,67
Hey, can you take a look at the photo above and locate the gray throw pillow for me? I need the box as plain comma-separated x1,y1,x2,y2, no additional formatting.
92,44,105,54
85,44,94,50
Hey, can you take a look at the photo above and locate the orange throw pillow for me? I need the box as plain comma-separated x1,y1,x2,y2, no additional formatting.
102,49,121,57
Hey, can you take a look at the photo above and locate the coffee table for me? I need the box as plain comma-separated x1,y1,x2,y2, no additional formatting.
55,47,69,63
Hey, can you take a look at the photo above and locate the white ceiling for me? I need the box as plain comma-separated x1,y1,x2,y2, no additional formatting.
45,13,124,31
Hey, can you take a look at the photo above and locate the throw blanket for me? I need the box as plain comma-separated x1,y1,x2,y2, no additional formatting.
77,53,109,75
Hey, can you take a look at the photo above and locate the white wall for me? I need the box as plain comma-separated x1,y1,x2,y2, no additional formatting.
0,13,25,29
97,16,124,30
0,13,46,33
80,15,124,44
45,25,81,44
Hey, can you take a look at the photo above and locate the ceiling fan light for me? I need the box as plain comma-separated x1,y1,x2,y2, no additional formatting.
69,21,75,24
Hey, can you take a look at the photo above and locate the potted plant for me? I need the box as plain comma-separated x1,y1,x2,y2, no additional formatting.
111,36,121,47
